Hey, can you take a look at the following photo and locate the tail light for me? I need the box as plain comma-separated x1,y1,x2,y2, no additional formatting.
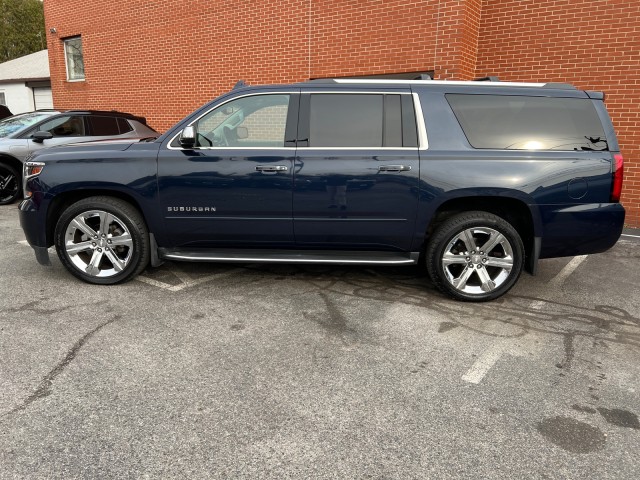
610,153,624,203
23,161,45,199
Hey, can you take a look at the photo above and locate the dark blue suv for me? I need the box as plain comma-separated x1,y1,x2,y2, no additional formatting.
18,79,625,301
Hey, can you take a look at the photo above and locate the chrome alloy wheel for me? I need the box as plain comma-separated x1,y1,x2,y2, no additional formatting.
441,227,514,295
0,164,19,204
64,210,134,277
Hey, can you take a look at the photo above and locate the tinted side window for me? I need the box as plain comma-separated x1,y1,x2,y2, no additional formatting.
89,116,120,136
117,117,133,133
446,94,607,151
38,116,86,136
309,94,383,147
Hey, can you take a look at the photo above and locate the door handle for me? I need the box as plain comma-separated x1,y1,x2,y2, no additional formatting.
378,165,411,172
255,165,288,172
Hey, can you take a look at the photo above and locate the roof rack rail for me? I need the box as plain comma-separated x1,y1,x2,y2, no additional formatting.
474,76,500,82
542,82,577,90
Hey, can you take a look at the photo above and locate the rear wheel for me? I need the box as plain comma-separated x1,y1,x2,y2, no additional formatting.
54,197,150,284
426,211,524,301
0,162,21,205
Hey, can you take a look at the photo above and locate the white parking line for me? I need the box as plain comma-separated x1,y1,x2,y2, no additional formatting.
547,255,588,288
136,268,243,292
621,234,640,239
17,239,241,293
461,341,509,384
461,255,588,384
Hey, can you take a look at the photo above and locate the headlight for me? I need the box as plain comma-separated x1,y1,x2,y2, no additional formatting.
23,161,45,199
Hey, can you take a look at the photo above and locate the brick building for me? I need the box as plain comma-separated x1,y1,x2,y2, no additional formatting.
43,0,640,226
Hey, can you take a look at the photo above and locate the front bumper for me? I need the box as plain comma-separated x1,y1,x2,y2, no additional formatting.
19,198,51,266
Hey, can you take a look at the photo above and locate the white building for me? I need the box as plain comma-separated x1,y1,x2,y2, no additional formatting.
0,50,53,114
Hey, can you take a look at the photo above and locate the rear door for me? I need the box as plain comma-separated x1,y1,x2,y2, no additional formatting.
293,89,421,250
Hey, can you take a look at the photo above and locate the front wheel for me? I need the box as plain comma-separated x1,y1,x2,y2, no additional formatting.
0,162,21,205
426,211,524,302
54,197,150,284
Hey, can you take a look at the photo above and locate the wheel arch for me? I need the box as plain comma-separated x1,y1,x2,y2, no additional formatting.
45,189,148,246
0,153,23,175
423,195,541,274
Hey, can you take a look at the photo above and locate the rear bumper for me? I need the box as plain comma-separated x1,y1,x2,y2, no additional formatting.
539,203,625,259
19,198,51,265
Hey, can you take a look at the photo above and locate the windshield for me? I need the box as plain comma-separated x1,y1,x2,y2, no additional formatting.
0,112,54,138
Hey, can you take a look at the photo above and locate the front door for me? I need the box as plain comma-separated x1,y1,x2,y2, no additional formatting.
158,92,298,248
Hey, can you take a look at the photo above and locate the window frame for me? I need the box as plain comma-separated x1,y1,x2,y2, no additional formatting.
167,92,299,150
445,93,608,152
35,115,87,137
298,91,425,150
63,36,85,82
166,89,428,151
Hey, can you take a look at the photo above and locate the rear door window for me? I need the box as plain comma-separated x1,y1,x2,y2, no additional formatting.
309,94,383,147
305,93,417,148
446,94,607,151
88,116,120,136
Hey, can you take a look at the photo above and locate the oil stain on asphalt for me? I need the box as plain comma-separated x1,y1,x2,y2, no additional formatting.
537,416,606,453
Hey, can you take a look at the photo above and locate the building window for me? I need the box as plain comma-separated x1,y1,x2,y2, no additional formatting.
64,36,85,81
0,92,6,105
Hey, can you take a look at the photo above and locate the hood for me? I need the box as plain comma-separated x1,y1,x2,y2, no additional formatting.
29,137,157,159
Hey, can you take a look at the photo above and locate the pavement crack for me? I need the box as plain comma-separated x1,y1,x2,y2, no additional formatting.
4,315,120,417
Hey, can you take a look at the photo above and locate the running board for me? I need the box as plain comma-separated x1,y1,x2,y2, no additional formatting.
158,248,420,265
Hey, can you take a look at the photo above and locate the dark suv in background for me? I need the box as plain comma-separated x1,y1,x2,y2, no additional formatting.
18,78,625,301
0,110,157,204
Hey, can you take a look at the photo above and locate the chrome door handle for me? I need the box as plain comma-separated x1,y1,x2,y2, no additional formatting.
255,165,288,172
378,165,411,172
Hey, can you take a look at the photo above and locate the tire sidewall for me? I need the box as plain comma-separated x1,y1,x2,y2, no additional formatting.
0,162,21,205
427,213,524,302
54,198,148,285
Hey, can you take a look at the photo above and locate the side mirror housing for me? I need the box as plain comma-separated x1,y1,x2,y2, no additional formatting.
32,131,53,143
179,126,196,149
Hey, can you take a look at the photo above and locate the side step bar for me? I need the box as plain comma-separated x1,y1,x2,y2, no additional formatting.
158,248,420,266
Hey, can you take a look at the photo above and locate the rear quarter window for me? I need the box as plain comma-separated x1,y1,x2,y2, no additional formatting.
446,94,607,151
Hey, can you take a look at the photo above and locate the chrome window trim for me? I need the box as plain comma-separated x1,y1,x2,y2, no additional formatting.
412,92,429,150
167,90,425,151
294,147,418,151
167,91,298,150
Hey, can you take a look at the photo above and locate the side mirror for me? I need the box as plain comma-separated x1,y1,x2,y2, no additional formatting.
236,126,248,139
179,126,196,149
32,131,53,143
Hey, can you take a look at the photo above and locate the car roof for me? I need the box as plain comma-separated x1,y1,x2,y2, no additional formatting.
60,110,149,125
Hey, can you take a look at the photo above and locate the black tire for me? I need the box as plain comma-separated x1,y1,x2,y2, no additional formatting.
54,196,150,285
426,211,524,302
0,162,21,205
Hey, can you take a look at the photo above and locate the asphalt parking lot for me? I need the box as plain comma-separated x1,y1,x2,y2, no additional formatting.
1,203,639,479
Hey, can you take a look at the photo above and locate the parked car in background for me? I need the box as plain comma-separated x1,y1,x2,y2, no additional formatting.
0,110,157,204
18,79,625,301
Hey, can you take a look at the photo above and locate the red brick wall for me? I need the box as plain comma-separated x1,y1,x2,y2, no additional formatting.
476,0,640,226
43,0,640,226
